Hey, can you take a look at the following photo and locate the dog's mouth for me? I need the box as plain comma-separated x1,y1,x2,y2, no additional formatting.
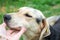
4,21,21,31
4,22,27,37
10,27,21,31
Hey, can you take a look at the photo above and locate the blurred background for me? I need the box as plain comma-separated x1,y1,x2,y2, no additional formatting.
0,0,60,40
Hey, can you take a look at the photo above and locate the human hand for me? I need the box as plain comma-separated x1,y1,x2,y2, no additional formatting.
0,23,26,40
6,27,26,40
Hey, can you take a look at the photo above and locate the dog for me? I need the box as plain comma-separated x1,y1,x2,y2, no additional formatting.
45,17,60,40
47,16,60,26
4,7,60,40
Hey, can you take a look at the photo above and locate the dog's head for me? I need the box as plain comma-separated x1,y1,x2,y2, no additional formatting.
4,7,50,40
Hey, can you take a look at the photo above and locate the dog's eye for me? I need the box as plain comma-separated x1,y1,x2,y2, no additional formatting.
25,14,32,17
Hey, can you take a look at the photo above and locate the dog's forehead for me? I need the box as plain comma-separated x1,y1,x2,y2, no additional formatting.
18,7,45,18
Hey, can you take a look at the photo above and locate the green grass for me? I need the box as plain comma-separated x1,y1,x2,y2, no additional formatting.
0,0,60,40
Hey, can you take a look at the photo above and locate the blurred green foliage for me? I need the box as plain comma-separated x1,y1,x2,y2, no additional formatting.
0,0,60,40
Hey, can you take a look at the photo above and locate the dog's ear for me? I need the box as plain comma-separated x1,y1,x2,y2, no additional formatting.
42,19,47,28
39,19,50,40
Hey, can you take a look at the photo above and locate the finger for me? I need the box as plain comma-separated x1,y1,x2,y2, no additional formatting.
13,27,26,39
7,30,14,35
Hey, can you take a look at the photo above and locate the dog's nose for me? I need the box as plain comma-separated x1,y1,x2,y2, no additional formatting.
4,14,11,21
